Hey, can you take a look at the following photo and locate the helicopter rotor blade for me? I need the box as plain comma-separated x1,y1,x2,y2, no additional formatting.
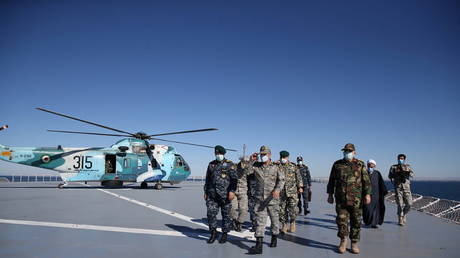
149,128,218,137
151,137,237,152
36,108,136,136
47,130,132,137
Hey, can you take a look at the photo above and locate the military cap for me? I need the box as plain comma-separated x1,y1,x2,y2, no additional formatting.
259,145,271,154
214,145,226,155
280,150,289,158
296,156,303,162
341,143,355,152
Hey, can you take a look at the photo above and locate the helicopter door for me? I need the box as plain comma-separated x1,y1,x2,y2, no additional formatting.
105,154,116,174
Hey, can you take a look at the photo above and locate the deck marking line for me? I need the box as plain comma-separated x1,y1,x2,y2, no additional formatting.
88,186,255,240
0,218,206,238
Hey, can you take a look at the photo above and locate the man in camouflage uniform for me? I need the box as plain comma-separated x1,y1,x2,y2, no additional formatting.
230,156,250,232
327,143,371,254
244,145,285,254
278,151,303,234
204,145,237,244
388,154,414,226
297,156,312,215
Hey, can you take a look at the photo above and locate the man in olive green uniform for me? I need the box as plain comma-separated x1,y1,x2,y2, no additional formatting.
278,150,303,233
230,156,250,232
244,145,285,254
388,154,414,226
327,143,371,254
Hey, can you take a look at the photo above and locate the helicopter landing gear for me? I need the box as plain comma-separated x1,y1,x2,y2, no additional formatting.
58,183,67,189
153,183,163,190
140,181,148,189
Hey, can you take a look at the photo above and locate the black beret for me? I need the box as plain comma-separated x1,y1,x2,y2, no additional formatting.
280,150,289,158
215,145,226,155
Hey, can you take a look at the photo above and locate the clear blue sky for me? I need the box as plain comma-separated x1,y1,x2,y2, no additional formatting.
1,0,459,178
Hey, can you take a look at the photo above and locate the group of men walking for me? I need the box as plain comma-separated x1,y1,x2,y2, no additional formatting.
203,143,414,255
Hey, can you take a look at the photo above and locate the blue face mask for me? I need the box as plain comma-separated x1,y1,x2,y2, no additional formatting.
398,159,405,165
368,167,374,173
343,152,354,161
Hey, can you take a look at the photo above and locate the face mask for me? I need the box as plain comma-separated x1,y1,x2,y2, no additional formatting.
260,155,269,163
398,159,405,165
343,152,354,161
281,158,288,164
215,154,224,161
298,161,303,165
368,167,374,173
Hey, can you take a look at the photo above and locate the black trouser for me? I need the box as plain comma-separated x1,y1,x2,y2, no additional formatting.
298,188,309,212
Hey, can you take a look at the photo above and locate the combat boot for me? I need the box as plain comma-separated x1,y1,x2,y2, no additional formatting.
398,216,405,226
403,214,407,224
281,223,289,234
249,237,263,254
351,241,360,254
218,232,227,244
207,230,217,244
289,222,296,233
234,221,242,232
269,234,278,248
338,238,347,254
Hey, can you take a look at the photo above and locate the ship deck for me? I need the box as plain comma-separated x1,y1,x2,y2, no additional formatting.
1,181,459,258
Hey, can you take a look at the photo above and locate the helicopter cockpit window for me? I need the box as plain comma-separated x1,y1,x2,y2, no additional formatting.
132,145,146,154
175,155,184,168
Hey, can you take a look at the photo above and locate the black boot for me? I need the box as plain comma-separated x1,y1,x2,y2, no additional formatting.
304,209,310,216
207,230,217,244
249,237,263,254
269,234,278,248
219,232,228,243
234,221,242,232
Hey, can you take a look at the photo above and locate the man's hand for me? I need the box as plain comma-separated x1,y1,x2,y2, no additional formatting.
204,194,208,200
364,194,371,205
327,194,334,204
251,153,258,161
299,188,304,193
272,190,280,199
228,192,235,201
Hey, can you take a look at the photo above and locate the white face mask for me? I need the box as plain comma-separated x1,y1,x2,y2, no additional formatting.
215,154,224,161
260,155,269,162
281,158,288,164
343,151,354,161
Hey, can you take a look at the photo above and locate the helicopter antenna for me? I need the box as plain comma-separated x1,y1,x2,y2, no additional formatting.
243,144,246,157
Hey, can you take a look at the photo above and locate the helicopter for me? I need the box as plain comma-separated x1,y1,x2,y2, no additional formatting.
0,108,235,189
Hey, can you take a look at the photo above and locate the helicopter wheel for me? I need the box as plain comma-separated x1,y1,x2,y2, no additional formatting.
58,183,65,189
153,183,163,190
140,182,148,189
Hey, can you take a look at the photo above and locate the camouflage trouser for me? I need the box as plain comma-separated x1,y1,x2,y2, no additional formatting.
254,199,280,237
230,192,248,223
297,188,309,212
280,194,299,223
335,204,362,242
395,182,412,216
206,197,232,232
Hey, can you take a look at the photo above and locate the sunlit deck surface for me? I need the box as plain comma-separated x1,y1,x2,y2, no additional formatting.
1,181,459,258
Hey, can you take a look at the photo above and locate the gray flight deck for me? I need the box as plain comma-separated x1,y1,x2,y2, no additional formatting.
1,181,459,258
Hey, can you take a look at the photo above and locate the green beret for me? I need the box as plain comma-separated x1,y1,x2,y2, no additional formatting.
214,145,226,155
280,150,289,158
